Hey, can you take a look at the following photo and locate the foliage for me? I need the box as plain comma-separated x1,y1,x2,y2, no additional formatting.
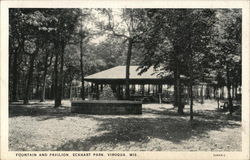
99,85,117,100
9,8,241,115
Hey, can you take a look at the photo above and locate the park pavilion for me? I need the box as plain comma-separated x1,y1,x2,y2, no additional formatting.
70,65,235,103
71,65,178,102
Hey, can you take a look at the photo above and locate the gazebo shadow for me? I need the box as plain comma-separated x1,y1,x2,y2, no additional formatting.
9,104,74,120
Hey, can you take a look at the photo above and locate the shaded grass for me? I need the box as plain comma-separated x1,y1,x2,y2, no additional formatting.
9,100,241,151
56,116,240,151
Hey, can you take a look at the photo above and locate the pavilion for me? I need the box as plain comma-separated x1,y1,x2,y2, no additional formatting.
81,65,176,102
70,65,240,104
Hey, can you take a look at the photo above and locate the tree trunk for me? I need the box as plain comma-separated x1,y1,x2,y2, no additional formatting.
173,45,183,114
213,86,216,99
23,49,38,104
40,50,52,102
80,36,85,100
200,84,204,104
232,84,235,100
174,70,178,107
214,86,220,109
11,39,23,102
57,41,65,107
234,85,238,99
40,69,47,102
40,75,47,102
54,41,60,107
226,67,233,114
189,83,193,121
187,32,193,120
11,49,19,102
217,96,220,110
176,63,183,114
189,61,194,120
221,87,224,99
125,38,133,100
35,75,40,99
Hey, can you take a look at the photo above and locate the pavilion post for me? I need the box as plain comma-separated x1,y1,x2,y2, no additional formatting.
100,84,103,92
153,85,156,96
158,84,162,94
158,84,162,104
91,82,94,93
152,85,155,96
96,83,99,100
86,84,89,98
186,86,190,104
117,85,121,99
142,84,144,96
120,85,123,97
91,82,94,99
74,87,77,100
132,84,135,95
70,83,72,101
148,84,150,95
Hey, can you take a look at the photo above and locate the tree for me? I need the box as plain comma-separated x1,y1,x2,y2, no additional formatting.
9,9,58,104
137,9,187,114
77,11,90,100
79,28,87,100
211,9,242,114
9,9,25,102
181,9,216,120
99,9,150,99
23,39,40,104
9,9,82,105
44,9,81,107
138,9,216,118
40,43,54,102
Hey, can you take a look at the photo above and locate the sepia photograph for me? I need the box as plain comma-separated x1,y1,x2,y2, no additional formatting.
1,1,250,160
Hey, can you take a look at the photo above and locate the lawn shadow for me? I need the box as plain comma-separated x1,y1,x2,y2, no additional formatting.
9,102,241,151
56,114,241,151
143,107,241,121
9,104,70,116
9,103,104,121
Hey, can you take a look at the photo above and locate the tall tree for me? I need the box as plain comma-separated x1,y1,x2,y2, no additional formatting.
10,9,57,104
137,9,187,114
40,44,54,102
138,9,216,117
23,39,40,104
211,9,242,114
78,15,88,100
182,9,216,120
9,9,24,102
100,9,149,99
45,9,81,107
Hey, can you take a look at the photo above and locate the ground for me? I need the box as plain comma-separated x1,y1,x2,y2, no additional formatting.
9,100,241,151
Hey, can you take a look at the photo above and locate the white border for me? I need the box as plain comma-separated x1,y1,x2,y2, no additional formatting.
1,1,249,160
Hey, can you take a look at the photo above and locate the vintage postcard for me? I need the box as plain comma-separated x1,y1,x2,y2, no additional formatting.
1,0,249,160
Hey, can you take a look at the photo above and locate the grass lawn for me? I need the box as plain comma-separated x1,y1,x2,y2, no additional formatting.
9,100,241,151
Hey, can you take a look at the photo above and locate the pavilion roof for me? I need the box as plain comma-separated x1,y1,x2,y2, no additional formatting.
85,66,168,80
84,66,172,84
